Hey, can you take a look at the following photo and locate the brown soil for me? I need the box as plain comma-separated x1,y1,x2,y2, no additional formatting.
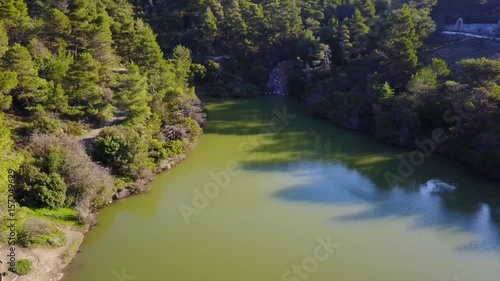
0,228,83,281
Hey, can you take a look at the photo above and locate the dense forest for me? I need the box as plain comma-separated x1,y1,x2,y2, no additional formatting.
131,0,500,181
0,0,204,259
1,0,500,273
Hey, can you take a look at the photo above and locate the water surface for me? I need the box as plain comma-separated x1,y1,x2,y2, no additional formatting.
65,97,500,281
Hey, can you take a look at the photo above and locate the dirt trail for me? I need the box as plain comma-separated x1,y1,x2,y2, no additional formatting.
78,115,126,143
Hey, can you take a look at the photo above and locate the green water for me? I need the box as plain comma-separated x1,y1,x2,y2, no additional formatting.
64,97,500,281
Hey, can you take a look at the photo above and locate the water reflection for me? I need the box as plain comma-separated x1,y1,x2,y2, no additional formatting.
204,96,500,251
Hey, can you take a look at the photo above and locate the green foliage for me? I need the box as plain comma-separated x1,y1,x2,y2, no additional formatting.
0,0,204,230
0,21,8,58
379,82,395,104
91,125,150,180
0,71,17,111
164,140,184,158
17,216,66,248
27,207,80,225
2,43,48,109
15,259,32,275
0,0,33,41
16,163,67,209
0,114,23,230
115,64,151,123
459,58,500,87
64,52,103,119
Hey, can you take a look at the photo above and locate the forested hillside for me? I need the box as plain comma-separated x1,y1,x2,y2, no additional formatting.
0,0,204,257
132,0,500,181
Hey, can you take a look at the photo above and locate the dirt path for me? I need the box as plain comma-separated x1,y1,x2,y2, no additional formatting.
78,115,127,143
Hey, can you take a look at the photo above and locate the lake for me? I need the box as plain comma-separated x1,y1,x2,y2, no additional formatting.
64,97,500,281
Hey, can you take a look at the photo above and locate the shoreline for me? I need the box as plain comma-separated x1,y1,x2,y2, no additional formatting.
0,147,195,281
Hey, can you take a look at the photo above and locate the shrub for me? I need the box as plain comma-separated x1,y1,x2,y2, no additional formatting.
91,126,150,180
25,134,115,224
64,121,87,136
164,140,184,158
183,117,202,142
30,106,62,135
17,217,66,248
15,259,32,275
15,164,67,209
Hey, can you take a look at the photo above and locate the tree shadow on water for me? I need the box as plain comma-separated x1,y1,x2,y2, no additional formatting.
204,97,500,252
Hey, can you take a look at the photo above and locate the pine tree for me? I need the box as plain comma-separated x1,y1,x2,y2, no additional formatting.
264,0,303,43
67,0,98,51
0,71,17,111
203,7,218,46
338,23,353,62
65,52,103,117
0,21,8,59
44,8,72,50
380,4,419,86
2,44,48,109
107,0,137,62
358,0,376,24
45,81,68,113
131,19,164,74
169,45,192,87
348,9,370,54
380,81,395,104
89,4,118,67
115,63,151,124
225,0,248,45
0,0,33,41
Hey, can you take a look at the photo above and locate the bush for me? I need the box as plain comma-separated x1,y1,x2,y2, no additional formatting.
15,164,67,209
64,121,87,136
15,259,32,275
164,140,184,158
24,134,115,224
30,106,62,135
182,117,202,142
17,217,66,248
91,126,150,180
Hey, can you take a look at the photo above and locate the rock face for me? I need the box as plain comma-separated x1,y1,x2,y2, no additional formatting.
267,61,292,95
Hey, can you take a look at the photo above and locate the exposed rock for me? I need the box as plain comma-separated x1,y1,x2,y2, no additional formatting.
267,61,292,95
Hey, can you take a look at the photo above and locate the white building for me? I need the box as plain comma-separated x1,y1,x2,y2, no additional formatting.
443,18,500,34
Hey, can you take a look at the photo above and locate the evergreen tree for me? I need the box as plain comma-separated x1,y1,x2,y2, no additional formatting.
338,23,353,62
0,71,17,111
107,0,137,62
89,4,118,67
203,7,218,47
131,19,164,74
348,9,370,55
44,8,72,50
169,45,192,87
64,52,103,117
0,0,33,41
0,21,8,59
115,64,152,123
67,0,98,51
2,44,48,109
380,4,419,86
